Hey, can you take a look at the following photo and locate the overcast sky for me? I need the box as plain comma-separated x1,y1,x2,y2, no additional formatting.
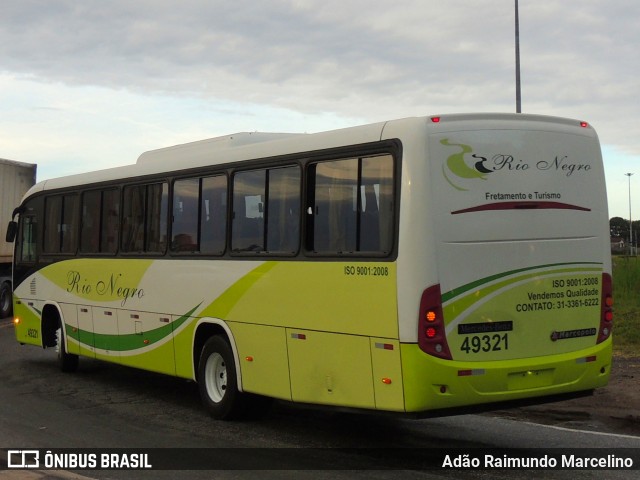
0,0,638,218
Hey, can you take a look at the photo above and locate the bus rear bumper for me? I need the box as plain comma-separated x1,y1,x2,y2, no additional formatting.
400,340,612,414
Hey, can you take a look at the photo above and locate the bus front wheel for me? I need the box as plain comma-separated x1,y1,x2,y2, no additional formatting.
0,281,12,319
56,327,79,373
197,336,244,420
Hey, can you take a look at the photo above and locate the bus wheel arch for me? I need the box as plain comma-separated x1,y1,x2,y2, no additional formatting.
193,320,272,420
197,334,245,420
192,320,241,386
41,303,78,372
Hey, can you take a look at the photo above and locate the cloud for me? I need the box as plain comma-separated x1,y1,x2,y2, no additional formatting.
1,1,637,125
0,2,515,108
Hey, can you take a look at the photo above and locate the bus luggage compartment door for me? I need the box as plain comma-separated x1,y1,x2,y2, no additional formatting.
286,329,375,409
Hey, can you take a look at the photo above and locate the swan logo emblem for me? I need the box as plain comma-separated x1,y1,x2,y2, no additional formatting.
441,139,493,191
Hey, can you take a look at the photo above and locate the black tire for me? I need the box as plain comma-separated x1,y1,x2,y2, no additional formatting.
0,281,12,319
56,327,79,373
197,336,244,420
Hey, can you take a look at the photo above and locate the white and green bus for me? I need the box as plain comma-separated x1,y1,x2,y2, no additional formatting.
6,113,613,420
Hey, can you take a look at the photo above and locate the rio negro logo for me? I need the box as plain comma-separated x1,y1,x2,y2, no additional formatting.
66,270,145,307
440,138,591,191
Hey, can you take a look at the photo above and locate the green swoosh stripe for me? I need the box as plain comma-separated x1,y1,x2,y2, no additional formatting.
66,304,200,352
441,262,603,304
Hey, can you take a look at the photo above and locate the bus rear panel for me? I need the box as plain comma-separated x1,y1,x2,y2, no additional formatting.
401,114,611,413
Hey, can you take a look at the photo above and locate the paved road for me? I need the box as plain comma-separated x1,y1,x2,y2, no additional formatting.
0,318,638,479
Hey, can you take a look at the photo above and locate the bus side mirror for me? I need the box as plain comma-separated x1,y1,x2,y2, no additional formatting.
6,221,17,243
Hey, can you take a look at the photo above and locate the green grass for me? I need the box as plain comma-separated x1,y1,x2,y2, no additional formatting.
612,256,640,353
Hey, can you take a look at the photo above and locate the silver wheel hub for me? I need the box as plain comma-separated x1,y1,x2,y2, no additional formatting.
55,328,61,355
204,352,227,403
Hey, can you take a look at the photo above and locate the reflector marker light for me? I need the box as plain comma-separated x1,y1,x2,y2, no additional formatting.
375,343,394,350
576,355,597,364
382,378,392,385
580,121,589,128
458,369,486,377
291,333,306,340
13,317,20,325
431,116,441,123
597,273,613,344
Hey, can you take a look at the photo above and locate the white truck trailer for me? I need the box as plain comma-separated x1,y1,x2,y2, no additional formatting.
1,159,36,318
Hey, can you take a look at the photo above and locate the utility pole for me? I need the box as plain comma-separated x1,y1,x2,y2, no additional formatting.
627,172,634,255
515,0,522,113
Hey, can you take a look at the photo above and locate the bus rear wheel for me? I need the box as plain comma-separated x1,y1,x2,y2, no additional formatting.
197,335,274,420
197,336,244,420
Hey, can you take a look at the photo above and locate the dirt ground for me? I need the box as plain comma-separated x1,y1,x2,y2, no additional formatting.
491,353,640,436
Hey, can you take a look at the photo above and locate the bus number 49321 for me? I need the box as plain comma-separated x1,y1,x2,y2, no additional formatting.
460,333,509,354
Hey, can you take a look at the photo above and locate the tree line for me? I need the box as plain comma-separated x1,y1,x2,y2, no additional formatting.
610,217,640,240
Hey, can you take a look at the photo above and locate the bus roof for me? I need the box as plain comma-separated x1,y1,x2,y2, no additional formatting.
24,119,390,196
135,132,303,164
23,113,596,197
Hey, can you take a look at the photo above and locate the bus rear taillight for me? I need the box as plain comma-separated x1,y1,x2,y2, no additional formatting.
597,273,613,344
418,284,452,359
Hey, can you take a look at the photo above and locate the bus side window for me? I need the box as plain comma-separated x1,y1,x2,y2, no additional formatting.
307,154,394,256
122,185,145,252
43,195,63,253
360,155,394,253
81,188,120,254
80,190,101,253
232,170,266,253
17,214,37,264
43,194,79,254
122,183,168,254
310,159,358,253
172,178,199,252
232,166,301,255
266,166,300,254
101,188,120,254
60,194,79,253
200,175,227,255
146,183,168,253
